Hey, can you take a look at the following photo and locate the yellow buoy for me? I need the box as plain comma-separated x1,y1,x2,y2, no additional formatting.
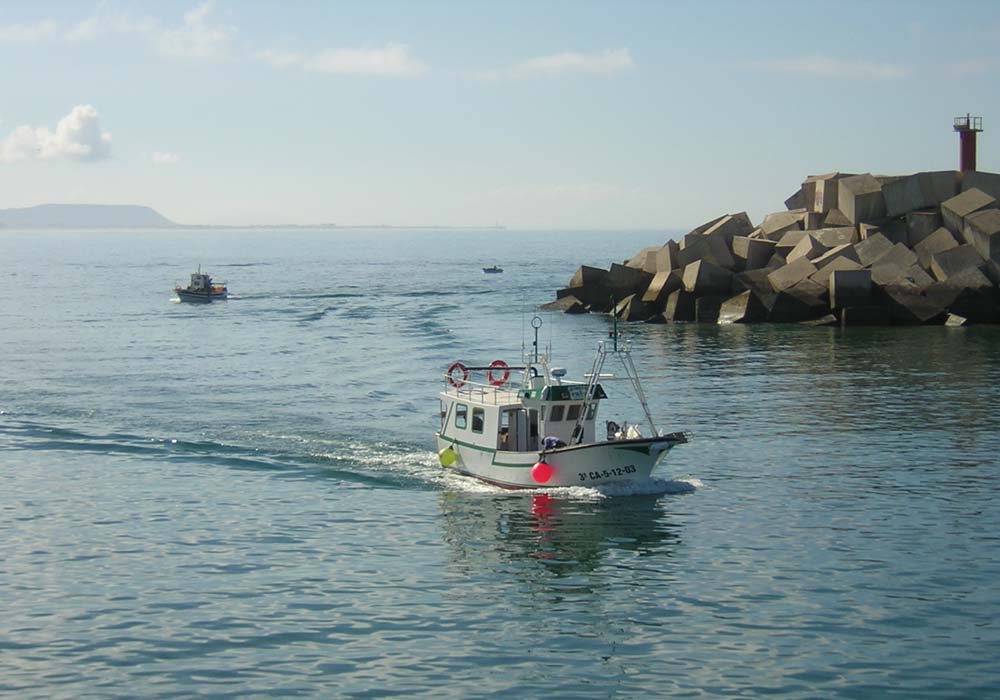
439,446,458,467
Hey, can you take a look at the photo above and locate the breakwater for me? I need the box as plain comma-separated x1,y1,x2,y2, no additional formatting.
547,170,1000,325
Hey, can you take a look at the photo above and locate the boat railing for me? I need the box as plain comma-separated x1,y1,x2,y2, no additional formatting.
444,377,521,405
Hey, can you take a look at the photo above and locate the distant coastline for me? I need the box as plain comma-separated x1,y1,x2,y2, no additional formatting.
0,204,507,230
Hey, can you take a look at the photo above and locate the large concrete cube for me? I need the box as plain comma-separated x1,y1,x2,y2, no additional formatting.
767,257,819,293
962,208,1000,261
682,260,733,295
882,171,960,218
569,265,608,288
914,227,959,269
941,187,996,235
786,234,829,263
641,269,683,304
854,232,895,267
906,210,944,247
812,227,858,248
760,211,803,239
961,171,1000,200
930,244,985,281
812,172,854,214
830,269,872,310
654,240,681,271
717,290,769,324
823,209,852,227
625,246,660,273
732,236,777,271
811,243,861,269
662,289,696,322
700,212,755,241
811,256,863,288
838,174,887,224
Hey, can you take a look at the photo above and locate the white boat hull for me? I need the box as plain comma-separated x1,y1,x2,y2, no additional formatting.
435,433,685,489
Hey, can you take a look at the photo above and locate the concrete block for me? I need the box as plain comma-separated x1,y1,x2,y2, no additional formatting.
840,305,893,326
812,172,854,214
899,265,935,289
687,214,727,237
700,212,755,241
682,260,733,295
769,289,824,322
786,234,829,263
914,227,959,269
625,246,659,274
881,218,910,245
641,269,683,304
731,269,778,310
941,187,996,235
829,269,872,309
541,295,588,313
960,171,1000,200
732,236,777,271
939,265,993,291
768,257,818,292
662,289,696,322
812,243,861,269
931,244,985,282
838,174,886,224
764,253,787,270
882,171,960,218
906,210,944,247
613,293,655,321
803,212,823,229
760,211,803,239
854,232,896,267
705,234,737,270
570,265,609,288
962,208,1000,261
788,277,828,303
812,227,858,248
775,229,808,251
869,244,919,286
784,187,806,211
695,296,726,323
717,290,769,324
811,256,863,288
823,209,852,227
654,240,681,271
608,263,653,294
677,236,710,267
879,285,947,324
945,313,969,327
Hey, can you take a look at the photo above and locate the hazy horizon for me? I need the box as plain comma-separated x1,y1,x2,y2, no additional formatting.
2,1,998,230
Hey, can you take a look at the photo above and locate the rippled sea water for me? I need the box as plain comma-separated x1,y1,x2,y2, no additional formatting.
2,229,999,699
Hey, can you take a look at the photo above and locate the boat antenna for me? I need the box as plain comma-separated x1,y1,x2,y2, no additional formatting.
611,296,619,352
531,316,542,363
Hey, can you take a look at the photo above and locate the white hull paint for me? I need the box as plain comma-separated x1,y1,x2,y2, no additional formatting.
435,432,684,489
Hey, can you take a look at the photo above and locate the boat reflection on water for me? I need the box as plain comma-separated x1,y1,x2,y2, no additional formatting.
437,489,685,590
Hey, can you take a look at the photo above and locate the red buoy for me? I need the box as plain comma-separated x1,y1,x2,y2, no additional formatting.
531,461,553,484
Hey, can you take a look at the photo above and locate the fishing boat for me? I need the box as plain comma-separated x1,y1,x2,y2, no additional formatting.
174,267,228,303
483,265,504,274
435,316,687,489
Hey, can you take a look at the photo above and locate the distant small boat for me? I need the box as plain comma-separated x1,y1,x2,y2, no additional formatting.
175,267,228,303
483,265,504,274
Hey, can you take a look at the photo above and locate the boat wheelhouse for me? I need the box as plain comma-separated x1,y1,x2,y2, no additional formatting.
435,316,686,489
175,267,228,303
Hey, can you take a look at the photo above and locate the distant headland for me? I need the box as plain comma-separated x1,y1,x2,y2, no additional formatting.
0,204,505,230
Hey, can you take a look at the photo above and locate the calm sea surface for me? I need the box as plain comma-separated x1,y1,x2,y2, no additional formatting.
1,229,998,699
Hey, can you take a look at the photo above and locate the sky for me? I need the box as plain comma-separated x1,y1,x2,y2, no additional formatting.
1,0,999,229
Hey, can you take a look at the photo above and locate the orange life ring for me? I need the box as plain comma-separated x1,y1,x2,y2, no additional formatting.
487,360,510,386
447,362,469,388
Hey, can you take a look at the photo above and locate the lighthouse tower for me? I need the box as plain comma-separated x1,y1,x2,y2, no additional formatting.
953,114,983,171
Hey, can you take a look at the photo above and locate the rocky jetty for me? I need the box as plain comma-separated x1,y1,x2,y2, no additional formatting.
546,170,1000,325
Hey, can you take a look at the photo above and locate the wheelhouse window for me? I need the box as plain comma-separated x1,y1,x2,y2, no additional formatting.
549,405,565,422
455,404,468,430
566,404,581,421
472,407,484,433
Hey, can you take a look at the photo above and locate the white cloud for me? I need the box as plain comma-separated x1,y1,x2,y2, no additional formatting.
751,55,910,80
2,3,233,60
153,3,234,60
0,105,112,163
152,151,180,164
256,43,426,77
474,48,635,80
0,20,58,41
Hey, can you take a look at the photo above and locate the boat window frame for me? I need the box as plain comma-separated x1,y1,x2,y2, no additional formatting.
549,404,565,422
471,407,485,434
566,404,581,422
455,403,468,430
